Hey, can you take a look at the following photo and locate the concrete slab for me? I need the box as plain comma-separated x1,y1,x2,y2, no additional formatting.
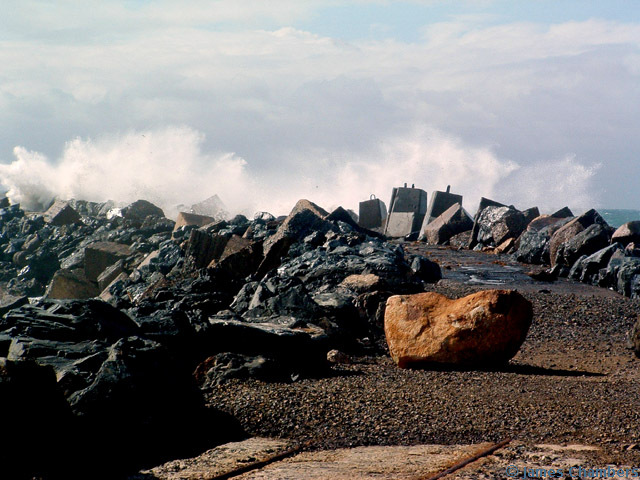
424,188,463,226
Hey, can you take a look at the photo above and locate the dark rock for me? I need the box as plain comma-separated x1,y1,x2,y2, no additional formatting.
410,255,442,283
555,223,613,272
194,352,283,385
121,199,165,224
210,235,263,279
474,205,527,248
43,199,82,226
84,241,131,281
549,209,609,267
468,197,505,249
183,229,230,271
569,243,623,284
611,221,640,247
514,216,572,265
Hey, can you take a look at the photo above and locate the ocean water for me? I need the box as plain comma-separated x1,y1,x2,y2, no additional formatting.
600,209,640,228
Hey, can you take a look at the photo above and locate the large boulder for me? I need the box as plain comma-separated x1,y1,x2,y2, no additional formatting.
554,223,613,271
549,209,609,267
384,289,533,367
474,206,527,248
514,215,572,265
611,221,640,247
468,197,505,249
84,241,131,281
419,203,473,245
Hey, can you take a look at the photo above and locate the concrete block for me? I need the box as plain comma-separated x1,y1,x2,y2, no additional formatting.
43,200,81,226
173,212,217,231
358,196,387,229
423,187,463,225
84,242,131,282
383,186,428,238
45,269,100,299
183,230,230,271
97,259,125,291
420,203,473,245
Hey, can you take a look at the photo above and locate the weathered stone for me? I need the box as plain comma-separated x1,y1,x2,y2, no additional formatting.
522,207,540,225
173,211,217,231
384,186,428,238
551,206,574,218
84,241,131,281
549,209,609,267
495,237,516,254
326,349,352,364
384,289,532,367
45,269,100,299
189,194,228,219
611,221,640,247
569,243,623,284
43,199,81,226
341,273,384,293
410,256,442,283
194,352,282,385
419,203,473,245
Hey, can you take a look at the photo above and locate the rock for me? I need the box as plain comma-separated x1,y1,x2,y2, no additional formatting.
468,197,505,249
341,273,384,293
551,206,574,218
210,235,263,279
419,203,473,245
448,230,472,249
410,256,442,283
45,269,100,299
326,349,352,364
514,216,572,265
84,241,131,281
174,211,217,231
630,316,640,358
495,237,516,254
183,230,230,271
122,199,165,223
194,352,282,385
258,199,334,276
554,223,613,271
569,243,623,284
97,259,125,291
475,206,527,248
189,194,228,219
384,289,533,367
43,199,82,226
549,209,609,267
0,358,75,479
611,221,640,247
521,207,540,225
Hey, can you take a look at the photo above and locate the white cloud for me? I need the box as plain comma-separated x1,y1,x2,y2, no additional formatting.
0,11,639,210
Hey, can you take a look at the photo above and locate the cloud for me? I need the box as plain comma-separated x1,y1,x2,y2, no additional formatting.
0,12,638,209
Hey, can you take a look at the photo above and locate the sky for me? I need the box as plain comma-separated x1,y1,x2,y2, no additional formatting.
0,0,639,217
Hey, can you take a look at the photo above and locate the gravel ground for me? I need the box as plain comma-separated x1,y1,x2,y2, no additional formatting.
205,246,640,467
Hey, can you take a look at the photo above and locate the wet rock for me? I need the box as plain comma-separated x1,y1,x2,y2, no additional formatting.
474,206,527,249
569,243,623,284
43,199,82,226
384,289,533,367
514,216,572,265
468,197,505,249
549,209,609,267
46,268,100,299
410,255,442,283
555,223,613,271
611,221,640,247
419,203,473,245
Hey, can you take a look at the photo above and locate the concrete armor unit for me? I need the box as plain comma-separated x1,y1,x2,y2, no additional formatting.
383,184,428,238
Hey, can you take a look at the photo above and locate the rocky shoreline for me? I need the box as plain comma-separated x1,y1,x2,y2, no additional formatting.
0,194,639,478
